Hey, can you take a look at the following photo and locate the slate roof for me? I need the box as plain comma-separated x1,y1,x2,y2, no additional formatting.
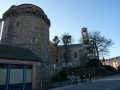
58,44,83,49
0,44,41,61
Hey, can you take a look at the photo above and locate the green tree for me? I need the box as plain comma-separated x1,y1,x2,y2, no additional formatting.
53,36,60,62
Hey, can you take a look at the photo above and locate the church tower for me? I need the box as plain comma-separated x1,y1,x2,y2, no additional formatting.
1,4,51,62
81,27,89,44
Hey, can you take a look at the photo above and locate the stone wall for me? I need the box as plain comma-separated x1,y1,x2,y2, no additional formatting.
32,63,62,89
50,41,57,63
41,63,62,81
32,65,41,90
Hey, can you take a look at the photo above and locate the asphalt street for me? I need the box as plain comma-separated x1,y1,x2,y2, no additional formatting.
50,74,120,90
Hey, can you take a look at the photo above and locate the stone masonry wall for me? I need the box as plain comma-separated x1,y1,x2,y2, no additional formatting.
32,65,41,90
50,42,57,63
41,63,62,81
32,63,62,89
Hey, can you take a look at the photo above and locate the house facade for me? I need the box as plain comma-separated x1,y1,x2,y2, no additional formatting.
102,56,120,69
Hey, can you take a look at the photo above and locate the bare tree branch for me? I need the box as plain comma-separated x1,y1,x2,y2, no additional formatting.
88,31,113,60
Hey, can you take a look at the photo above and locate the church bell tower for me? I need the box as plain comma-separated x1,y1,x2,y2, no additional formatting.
81,27,89,44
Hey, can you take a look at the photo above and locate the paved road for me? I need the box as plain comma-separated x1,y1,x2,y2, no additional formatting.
50,74,120,90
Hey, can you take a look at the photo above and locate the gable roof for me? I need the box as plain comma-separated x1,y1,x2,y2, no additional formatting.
58,44,83,49
0,44,41,61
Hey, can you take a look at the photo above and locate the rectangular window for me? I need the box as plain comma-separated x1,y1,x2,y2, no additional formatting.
0,64,7,86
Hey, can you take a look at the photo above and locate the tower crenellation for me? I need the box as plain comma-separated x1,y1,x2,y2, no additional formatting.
3,4,50,26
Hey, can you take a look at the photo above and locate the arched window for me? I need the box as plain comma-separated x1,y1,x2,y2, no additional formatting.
74,52,77,58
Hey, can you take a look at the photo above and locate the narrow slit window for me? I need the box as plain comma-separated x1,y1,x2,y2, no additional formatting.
32,37,36,43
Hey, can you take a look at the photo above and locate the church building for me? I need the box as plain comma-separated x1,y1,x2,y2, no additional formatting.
51,28,89,67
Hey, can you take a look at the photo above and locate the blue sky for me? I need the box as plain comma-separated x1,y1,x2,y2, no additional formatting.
0,0,120,58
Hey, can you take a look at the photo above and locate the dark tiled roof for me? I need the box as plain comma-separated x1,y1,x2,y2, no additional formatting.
0,44,41,61
58,44,83,49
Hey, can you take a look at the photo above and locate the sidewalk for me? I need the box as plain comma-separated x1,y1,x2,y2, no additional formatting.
49,75,116,90
49,80,97,90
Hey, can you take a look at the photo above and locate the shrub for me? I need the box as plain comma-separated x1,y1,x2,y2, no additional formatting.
59,68,70,80
95,67,106,73
87,58,102,67
52,74,62,82
103,65,117,74
52,68,70,82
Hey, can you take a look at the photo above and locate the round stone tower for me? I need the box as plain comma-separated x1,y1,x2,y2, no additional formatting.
1,4,51,62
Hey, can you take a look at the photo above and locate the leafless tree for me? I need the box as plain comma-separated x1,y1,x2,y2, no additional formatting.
88,31,113,62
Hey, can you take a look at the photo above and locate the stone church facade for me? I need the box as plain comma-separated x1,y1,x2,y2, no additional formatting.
57,44,88,67
50,28,89,67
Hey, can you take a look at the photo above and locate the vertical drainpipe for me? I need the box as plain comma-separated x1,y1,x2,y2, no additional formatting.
23,65,26,90
6,64,10,90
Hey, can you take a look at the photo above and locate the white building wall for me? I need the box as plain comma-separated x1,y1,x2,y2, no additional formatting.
104,56,120,69
117,56,120,66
